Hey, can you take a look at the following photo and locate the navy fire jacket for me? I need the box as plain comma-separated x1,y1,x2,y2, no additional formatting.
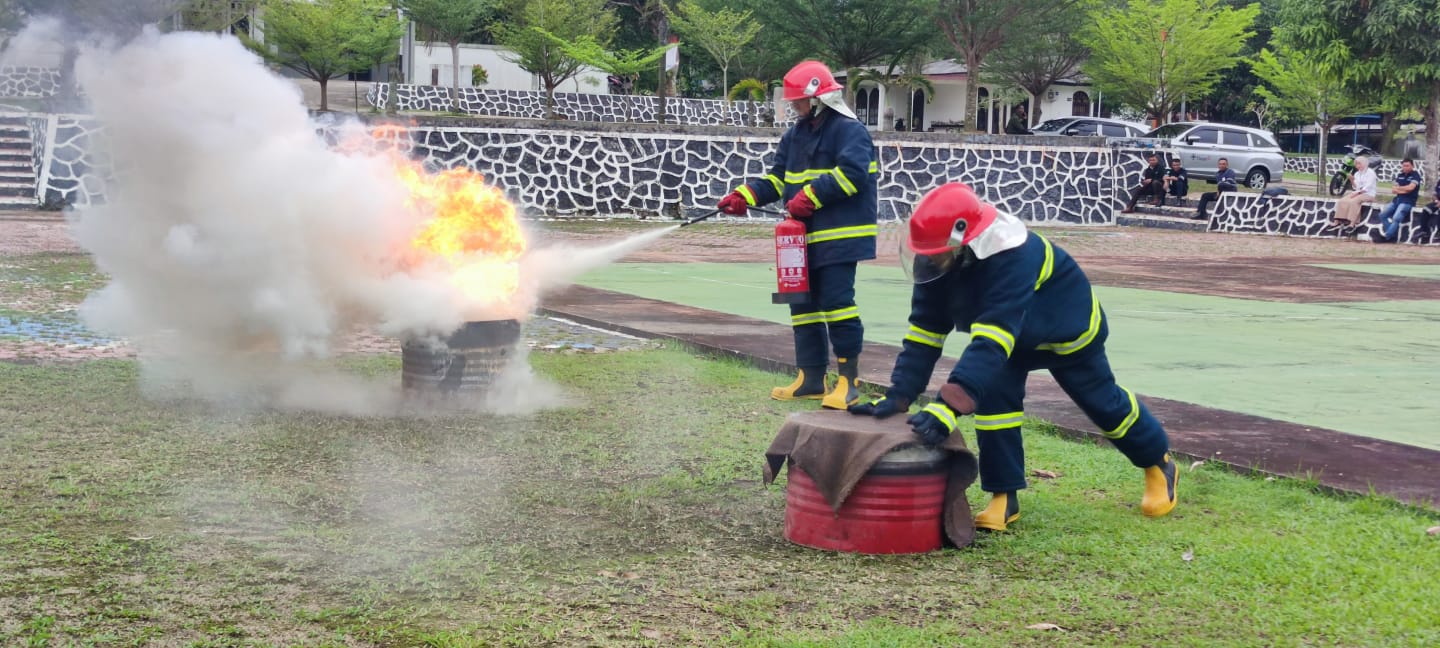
887,233,1106,406
737,109,879,267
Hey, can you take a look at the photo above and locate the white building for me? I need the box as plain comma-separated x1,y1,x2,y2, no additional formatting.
839,60,1109,133
398,30,609,95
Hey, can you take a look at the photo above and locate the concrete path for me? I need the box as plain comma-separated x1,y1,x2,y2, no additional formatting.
543,285,1440,509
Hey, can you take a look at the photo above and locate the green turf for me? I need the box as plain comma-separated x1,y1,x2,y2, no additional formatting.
2,351,1438,645
1312,263,1440,280
579,262,1440,450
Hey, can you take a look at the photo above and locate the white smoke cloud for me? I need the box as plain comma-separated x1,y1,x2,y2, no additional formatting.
63,28,671,415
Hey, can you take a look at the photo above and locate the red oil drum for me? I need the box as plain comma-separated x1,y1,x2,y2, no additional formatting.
784,446,950,554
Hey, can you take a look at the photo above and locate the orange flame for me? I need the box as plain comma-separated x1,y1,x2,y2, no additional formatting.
382,126,527,307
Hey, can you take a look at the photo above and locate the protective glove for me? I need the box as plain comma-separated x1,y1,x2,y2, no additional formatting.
847,396,909,419
786,190,817,218
717,191,749,215
907,402,958,446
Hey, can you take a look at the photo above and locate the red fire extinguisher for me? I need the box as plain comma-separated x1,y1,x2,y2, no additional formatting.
772,217,810,304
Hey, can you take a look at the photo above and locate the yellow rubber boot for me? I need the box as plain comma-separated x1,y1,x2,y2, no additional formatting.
974,491,1020,531
821,357,861,410
771,367,826,401
1141,453,1179,518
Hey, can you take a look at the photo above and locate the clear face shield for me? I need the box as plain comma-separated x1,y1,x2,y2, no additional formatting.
899,222,963,284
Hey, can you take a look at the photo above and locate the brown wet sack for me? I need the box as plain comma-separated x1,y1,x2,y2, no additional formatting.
764,410,980,549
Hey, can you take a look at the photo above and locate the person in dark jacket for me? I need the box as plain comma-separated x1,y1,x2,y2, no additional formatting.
1195,157,1238,220
717,60,879,410
1005,105,1031,135
849,183,1178,531
1412,176,1440,244
1163,158,1189,204
1121,154,1166,212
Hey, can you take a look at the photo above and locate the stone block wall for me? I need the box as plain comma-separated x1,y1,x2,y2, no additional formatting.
0,67,61,98
330,118,1148,224
367,83,774,127
1284,154,1403,179
1209,192,1435,244
31,114,1152,224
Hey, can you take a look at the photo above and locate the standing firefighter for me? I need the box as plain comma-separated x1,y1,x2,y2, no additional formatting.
717,60,879,409
849,183,1178,531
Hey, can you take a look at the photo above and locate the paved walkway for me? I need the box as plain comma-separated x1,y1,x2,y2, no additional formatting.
543,285,1440,508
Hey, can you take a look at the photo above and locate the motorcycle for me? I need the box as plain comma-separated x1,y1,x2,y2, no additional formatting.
1328,144,1383,196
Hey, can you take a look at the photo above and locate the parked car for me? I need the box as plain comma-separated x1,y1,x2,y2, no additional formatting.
1141,122,1284,189
1030,116,1151,138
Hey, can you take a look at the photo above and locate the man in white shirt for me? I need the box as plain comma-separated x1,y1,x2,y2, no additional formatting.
1326,156,1378,233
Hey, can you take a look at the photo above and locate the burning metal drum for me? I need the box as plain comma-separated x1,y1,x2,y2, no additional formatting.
402,319,521,395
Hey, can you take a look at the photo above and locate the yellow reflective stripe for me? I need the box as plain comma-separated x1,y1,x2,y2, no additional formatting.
868,161,879,173
735,185,757,206
1035,235,1054,291
1104,388,1140,439
764,174,783,195
921,402,957,431
831,167,858,195
790,312,826,326
806,224,877,244
975,411,1025,430
1037,291,1101,355
784,169,829,183
904,324,947,348
970,323,1015,357
803,184,823,208
822,305,859,322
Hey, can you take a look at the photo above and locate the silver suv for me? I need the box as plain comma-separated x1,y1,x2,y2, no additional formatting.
1143,122,1284,189
1031,116,1150,138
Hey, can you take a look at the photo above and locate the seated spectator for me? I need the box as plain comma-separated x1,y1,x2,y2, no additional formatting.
1163,158,1189,204
1005,105,1031,135
1370,158,1423,244
1121,154,1166,213
1413,177,1440,245
1323,156,1376,234
894,118,907,132
1194,157,1237,220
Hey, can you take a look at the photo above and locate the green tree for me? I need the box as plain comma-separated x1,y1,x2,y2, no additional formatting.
748,0,938,77
492,0,616,119
665,0,761,100
982,1,1093,124
551,33,674,121
244,0,404,112
936,0,1081,131
1251,46,1377,191
1080,0,1259,123
396,0,494,111
1280,0,1440,193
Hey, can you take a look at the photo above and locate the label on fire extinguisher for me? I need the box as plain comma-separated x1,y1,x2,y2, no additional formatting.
778,248,805,268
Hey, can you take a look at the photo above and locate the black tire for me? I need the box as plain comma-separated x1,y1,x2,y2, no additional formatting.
1245,168,1270,190
1328,173,1348,196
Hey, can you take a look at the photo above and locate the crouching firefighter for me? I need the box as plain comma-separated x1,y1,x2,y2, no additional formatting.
848,183,1178,531
717,59,880,410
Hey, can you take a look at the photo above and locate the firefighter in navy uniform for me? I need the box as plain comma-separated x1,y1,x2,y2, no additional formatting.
717,60,879,410
849,183,1178,530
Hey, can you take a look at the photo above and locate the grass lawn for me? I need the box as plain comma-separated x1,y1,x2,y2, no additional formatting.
2,347,1437,647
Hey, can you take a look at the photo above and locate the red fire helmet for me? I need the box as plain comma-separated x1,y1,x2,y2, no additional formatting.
905,183,998,255
782,60,843,101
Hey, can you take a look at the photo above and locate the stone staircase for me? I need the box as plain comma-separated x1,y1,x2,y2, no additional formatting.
1117,197,1211,231
0,115,35,208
